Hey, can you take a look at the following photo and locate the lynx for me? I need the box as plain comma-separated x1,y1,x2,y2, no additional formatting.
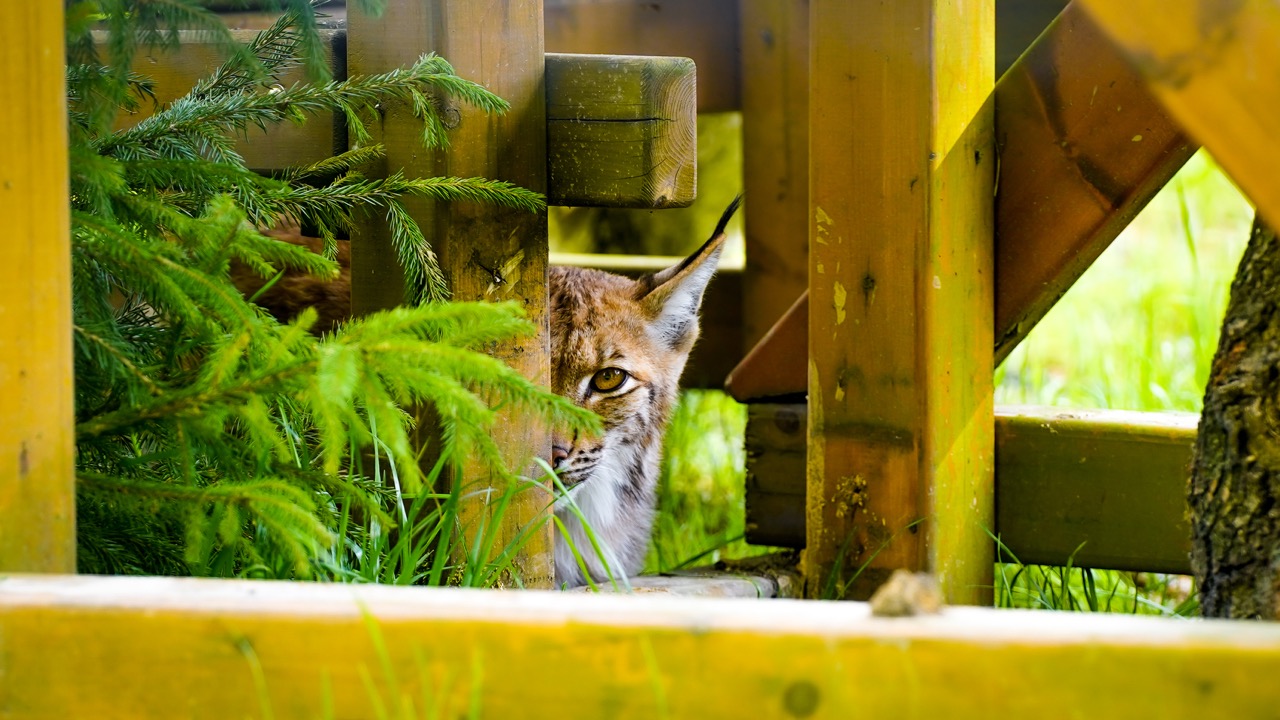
548,196,739,586
237,197,741,588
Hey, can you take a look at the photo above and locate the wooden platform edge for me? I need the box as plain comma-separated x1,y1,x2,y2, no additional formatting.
746,405,1196,574
3,574,1279,718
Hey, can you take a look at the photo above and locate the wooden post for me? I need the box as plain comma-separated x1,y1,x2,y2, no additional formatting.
0,2,76,573
348,1,554,586
805,0,995,601
739,0,810,352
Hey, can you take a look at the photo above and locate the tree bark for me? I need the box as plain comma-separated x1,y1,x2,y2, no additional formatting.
1191,215,1280,619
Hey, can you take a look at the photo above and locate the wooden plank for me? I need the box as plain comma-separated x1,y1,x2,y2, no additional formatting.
996,0,1068,75
0,3,76,573
993,1,1196,363
107,30,346,171
805,1,995,601
744,404,806,547
543,0,740,113
546,53,696,208
725,292,806,402
1077,0,1280,230
6,575,1280,718
996,407,1193,573
738,0,810,352
347,0,554,587
725,0,1196,401
743,405,1194,574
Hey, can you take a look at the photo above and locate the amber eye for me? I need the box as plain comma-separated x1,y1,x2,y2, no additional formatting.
590,368,629,393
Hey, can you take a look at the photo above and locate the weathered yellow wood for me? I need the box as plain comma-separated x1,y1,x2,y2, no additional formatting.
104,30,345,171
744,405,1194,574
348,0,554,586
739,0,810,352
5,575,1280,717
0,3,76,573
806,0,995,602
546,53,696,208
1077,0,1280,230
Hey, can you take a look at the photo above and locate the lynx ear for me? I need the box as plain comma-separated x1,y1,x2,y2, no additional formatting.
636,195,742,351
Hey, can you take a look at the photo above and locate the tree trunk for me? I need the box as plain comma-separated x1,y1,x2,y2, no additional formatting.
1191,215,1280,619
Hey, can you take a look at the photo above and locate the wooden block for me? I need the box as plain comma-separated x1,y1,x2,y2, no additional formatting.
743,405,1195,574
1077,0,1280,231
806,0,995,602
545,53,696,208
348,0,554,587
544,0,740,113
739,0,810,352
106,30,345,171
1,3,76,573
996,0,1068,75
7,575,1280,717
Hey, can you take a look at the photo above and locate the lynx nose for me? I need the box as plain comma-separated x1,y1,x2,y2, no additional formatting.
551,444,570,469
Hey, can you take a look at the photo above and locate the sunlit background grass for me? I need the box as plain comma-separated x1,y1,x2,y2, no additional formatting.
645,150,1254,614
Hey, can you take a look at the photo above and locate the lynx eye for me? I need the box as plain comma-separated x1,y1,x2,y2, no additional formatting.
590,368,629,393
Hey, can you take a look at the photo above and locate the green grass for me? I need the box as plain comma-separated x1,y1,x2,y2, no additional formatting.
990,151,1251,615
648,150,1254,614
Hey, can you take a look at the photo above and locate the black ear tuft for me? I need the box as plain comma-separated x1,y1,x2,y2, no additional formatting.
636,195,742,352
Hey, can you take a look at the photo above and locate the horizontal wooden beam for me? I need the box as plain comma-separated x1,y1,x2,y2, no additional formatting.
107,34,699,209
724,1,1195,402
745,405,1194,574
5,574,1280,717
1077,0,1280,231
218,0,1067,102
546,53,697,207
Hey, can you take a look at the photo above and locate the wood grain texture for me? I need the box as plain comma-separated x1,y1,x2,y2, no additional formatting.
546,53,696,207
739,0,810,352
994,2,1196,363
1077,0,1280,230
104,30,346,171
743,404,1194,575
544,0,740,113
6,574,1280,718
726,0,1197,401
0,2,76,573
805,0,995,602
347,0,554,587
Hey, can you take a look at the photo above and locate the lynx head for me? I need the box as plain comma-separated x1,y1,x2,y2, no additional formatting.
548,196,741,586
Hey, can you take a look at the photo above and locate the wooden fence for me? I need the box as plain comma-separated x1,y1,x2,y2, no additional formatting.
7,1,1280,716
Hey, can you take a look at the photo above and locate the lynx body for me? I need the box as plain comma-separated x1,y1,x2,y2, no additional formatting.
548,197,739,587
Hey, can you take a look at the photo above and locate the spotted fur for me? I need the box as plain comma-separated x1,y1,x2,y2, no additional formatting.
549,196,740,587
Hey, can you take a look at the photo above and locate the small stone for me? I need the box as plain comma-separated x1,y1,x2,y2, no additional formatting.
869,569,944,617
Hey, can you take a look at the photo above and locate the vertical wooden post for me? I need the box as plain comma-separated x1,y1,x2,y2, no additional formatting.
804,0,994,602
0,2,76,573
348,1,553,586
739,0,810,351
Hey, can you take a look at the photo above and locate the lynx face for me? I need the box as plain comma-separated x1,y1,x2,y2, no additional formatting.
548,197,740,587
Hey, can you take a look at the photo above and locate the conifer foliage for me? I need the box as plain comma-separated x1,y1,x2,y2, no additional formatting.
67,0,597,578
